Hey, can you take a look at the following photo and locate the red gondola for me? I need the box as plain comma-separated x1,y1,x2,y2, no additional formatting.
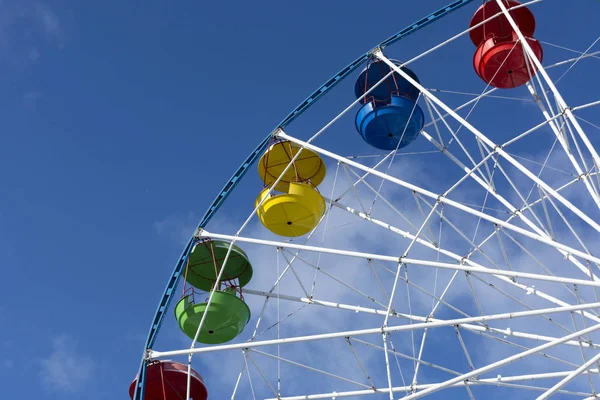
128,360,208,400
469,0,543,89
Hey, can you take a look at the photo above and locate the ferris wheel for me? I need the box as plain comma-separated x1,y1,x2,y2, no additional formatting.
129,1,600,399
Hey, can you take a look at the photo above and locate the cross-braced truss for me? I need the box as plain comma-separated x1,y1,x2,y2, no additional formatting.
141,1,600,399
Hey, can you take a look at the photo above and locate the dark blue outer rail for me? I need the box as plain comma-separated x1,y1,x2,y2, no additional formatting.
132,1,474,398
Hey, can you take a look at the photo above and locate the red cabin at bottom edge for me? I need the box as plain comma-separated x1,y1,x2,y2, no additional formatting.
129,360,208,400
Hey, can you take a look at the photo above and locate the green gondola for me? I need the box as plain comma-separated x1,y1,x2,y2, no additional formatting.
174,289,251,344
185,240,253,292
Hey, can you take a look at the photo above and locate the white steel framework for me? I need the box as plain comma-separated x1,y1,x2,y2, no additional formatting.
143,1,600,399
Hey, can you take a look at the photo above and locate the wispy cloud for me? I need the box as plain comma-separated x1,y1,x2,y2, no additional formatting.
22,91,43,107
31,1,62,41
0,1,64,68
153,211,199,245
39,335,94,393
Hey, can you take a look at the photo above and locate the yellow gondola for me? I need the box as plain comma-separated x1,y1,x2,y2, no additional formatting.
258,140,326,192
256,182,326,237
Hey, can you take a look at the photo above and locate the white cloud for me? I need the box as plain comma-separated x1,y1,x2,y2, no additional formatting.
22,91,42,107
31,1,62,41
39,335,94,393
29,47,40,62
153,211,199,245
0,1,63,68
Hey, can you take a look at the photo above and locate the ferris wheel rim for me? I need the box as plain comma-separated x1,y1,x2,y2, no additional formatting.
130,1,600,399
130,2,478,398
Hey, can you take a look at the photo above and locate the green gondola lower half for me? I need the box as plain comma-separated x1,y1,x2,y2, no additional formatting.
174,239,252,344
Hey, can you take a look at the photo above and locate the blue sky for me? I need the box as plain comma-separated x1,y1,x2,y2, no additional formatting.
2,1,600,399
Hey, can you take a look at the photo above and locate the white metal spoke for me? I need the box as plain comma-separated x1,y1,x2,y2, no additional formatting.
553,35,600,85
242,288,600,352
352,336,466,379
524,78,600,209
399,322,600,400
278,131,600,266
426,98,493,186
250,349,372,390
429,88,531,102
354,129,596,289
278,250,311,299
345,338,376,389
330,196,600,326
245,351,278,397
376,50,600,234
536,352,600,400
421,126,600,281
573,100,600,112
263,370,598,400
244,351,258,400
424,97,444,146
495,0,600,185
341,164,428,242
468,272,574,334
144,3,600,399
151,300,600,359
198,230,600,289
540,40,600,61
280,248,388,308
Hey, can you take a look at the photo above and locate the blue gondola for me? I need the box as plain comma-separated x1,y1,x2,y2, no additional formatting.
354,59,421,104
354,59,424,150
355,95,424,151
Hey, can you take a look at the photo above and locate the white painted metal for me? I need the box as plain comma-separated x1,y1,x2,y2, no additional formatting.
375,51,600,234
398,322,600,400
153,3,600,399
265,369,599,400
495,0,600,178
196,229,600,289
278,131,600,267
150,300,600,359
242,288,600,350
536,345,600,399
525,80,600,208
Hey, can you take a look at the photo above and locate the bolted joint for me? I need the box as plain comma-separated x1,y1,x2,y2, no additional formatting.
369,46,384,59
144,348,153,361
272,127,284,138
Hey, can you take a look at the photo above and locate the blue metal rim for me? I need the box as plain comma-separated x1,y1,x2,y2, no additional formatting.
132,1,475,399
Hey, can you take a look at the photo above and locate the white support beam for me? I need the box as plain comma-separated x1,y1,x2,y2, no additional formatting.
198,230,600,289
525,80,600,209
397,322,600,400
149,301,600,359
264,369,598,400
243,288,600,350
495,0,600,177
420,127,600,282
536,351,600,400
373,51,600,234
277,130,600,267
